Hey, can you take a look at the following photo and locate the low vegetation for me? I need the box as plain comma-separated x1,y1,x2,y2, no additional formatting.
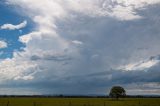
0,97,160,106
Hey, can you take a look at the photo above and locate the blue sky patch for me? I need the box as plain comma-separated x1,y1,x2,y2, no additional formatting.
0,2,34,59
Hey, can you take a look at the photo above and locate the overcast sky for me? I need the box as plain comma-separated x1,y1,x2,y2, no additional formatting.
0,0,160,95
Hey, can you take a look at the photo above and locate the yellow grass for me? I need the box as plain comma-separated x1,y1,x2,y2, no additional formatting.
0,97,160,106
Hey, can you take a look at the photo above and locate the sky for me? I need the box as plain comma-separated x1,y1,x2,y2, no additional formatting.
0,0,160,95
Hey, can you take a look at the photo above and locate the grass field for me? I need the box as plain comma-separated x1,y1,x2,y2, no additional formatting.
0,98,160,106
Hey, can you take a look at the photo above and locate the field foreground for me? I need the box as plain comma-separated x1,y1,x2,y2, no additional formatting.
0,98,160,106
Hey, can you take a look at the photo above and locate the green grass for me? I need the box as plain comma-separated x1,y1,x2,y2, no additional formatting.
0,98,160,106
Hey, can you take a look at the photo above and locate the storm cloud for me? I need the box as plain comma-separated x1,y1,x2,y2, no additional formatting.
0,0,160,95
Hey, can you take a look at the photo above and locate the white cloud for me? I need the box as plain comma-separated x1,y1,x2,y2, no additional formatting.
14,75,34,80
5,0,160,77
19,31,41,44
2,0,160,94
109,5,142,20
7,0,160,21
0,20,27,30
0,40,7,49
119,60,159,71
72,40,83,45
0,58,37,82
118,55,160,71
106,0,160,20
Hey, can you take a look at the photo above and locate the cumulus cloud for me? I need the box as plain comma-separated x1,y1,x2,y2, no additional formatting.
0,20,27,30
0,40,7,49
0,57,37,82
1,0,160,94
19,31,41,44
7,0,160,21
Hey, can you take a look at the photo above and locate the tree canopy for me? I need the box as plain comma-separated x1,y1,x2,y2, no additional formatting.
109,86,126,99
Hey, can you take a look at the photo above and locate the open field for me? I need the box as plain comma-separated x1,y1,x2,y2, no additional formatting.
0,98,160,106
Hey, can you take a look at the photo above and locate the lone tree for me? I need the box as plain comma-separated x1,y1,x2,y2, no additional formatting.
109,86,126,100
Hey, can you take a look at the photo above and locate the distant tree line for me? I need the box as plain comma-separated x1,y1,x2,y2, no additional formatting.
0,86,159,99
